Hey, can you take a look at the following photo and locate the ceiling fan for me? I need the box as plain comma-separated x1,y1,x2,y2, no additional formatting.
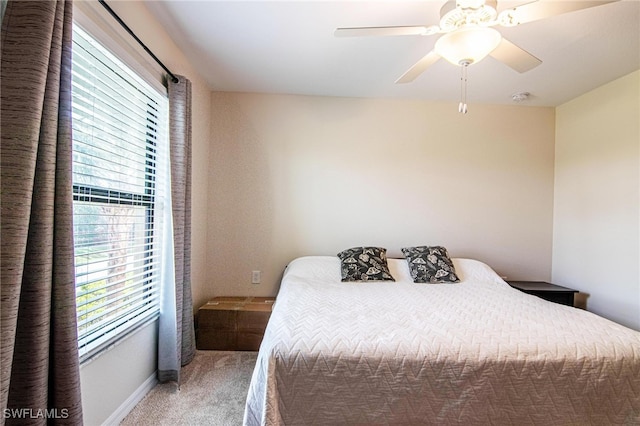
335,0,616,112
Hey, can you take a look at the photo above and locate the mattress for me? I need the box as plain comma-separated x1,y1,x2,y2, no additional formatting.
244,256,640,425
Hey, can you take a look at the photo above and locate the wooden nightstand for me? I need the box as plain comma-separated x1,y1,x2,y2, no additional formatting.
507,281,578,307
197,296,275,351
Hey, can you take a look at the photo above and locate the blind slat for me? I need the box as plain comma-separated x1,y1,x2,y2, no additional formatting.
75,260,160,291
78,299,159,347
77,283,160,327
77,279,160,312
75,258,161,294
74,247,158,270
78,304,159,351
71,24,168,362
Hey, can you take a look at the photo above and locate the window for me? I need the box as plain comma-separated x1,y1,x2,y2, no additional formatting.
71,25,169,361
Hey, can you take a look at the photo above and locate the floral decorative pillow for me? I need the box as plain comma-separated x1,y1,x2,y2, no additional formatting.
337,247,395,282
401,246,460,283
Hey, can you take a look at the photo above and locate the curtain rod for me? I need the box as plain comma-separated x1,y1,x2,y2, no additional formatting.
98,0,179,84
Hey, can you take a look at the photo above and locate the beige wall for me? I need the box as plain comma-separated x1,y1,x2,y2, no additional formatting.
553,70,640,330
206,93,556,303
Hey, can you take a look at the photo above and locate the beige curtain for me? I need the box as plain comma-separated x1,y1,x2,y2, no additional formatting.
158,75,196,383
1,0,83,424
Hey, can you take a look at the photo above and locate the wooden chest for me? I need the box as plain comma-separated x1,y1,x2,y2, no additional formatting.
196,296,275,351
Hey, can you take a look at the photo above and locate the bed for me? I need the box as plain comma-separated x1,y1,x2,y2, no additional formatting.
244,255,640,425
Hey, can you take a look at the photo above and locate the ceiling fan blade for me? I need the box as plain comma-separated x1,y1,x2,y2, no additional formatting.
490,37,542,73
498,0,617,26
395,51,441,84
335,26,434,37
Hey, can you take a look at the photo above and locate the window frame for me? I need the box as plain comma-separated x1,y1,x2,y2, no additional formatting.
71,22,169,363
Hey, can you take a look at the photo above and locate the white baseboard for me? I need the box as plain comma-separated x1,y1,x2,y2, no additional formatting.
101,371,157,426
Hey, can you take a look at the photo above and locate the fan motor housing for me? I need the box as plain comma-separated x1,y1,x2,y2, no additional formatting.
440,0,498,31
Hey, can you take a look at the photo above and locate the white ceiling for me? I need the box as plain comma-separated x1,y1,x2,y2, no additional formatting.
145,0,640,107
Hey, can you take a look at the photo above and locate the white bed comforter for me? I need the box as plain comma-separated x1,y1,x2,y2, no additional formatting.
244,256,640,425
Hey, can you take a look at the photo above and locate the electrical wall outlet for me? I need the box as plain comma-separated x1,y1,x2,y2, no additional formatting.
252,270,261,285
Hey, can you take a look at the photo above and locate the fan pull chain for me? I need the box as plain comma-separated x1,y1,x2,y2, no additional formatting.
458,61,469,114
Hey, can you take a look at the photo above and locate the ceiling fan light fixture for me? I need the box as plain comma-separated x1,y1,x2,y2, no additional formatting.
511,91,530,102
434,26,501,66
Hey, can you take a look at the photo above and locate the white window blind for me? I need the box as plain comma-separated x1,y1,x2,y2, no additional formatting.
71,25,169,361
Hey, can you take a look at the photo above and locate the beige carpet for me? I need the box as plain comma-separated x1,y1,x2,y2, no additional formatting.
121,350,258,426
